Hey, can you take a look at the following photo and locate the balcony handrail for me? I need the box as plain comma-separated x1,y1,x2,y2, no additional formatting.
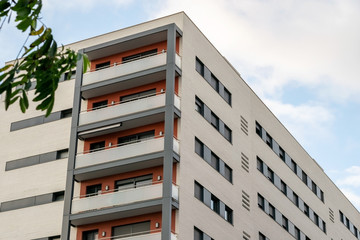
78,134,166,155
98,229,178,240
82,90,166,113
87,50,168,73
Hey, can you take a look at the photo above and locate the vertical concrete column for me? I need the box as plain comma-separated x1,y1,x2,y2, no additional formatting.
61,50,84,240
162,24,177,240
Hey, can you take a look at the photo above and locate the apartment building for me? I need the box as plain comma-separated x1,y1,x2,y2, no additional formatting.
0,12,359,240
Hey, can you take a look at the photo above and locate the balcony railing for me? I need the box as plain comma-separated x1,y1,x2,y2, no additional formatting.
75,136,180,169
71,182,179,214
82,51,182,86
99,231,178,240
79,92,181,126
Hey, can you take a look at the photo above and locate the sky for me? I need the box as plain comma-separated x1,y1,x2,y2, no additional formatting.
1,0,359,210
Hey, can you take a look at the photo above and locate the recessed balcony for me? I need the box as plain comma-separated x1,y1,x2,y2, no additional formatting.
100,232,178,240
71,182,179,214
75,136,180,169
82,52,182,87
79,93,181,127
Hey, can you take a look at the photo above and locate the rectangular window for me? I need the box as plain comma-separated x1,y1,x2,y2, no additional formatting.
120,89,156,103
280,180,287,195
223,87,231,105
64,70,76,80
92,100,108,110
195,96,204,115
118,130,155,145
122,49,157,63
259,232,266,240
267,168,274,183
257,157,264,173
302,171,308,185
210,74,219,92
258,194,265,210
60,109,72,118
112,221,150,238
194,227,203,240
86,184,102,197
210,112,219,130
294,227,300,240
320,190,324,202
346,217,350,229
255,122,262,137
293,192,299,207
224,125,232,142
314,212,319,226
266,133,273,148
196,57,205,77
282,215,289,230
115,174,153,191
304,203,309,217
56,149,69,159
52,191,65,202
95,61,110,70
225,206,233,224
210,195,220,213
210,153,220,171
339,211,344,223
89,141,105,153
194,181,204,201
290,159,297,173
195,138,204,158
268,204,275,219
224,164,232,183
279,147,285,161
82,230,98,240
312,181,317,194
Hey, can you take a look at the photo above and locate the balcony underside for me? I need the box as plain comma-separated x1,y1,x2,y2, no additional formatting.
69,198,179,226
74,151,179,182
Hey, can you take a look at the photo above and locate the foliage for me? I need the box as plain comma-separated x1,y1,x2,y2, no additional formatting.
0,0,89,116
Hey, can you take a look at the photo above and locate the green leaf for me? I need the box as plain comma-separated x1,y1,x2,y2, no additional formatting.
29,28,51,48
15,7,30,20
16,17,31,31
48,40,57,57
82,53,90,73
9,96,19,106
22,90,29,108
0,0,10,12
30,25,43,35
0,64,13,72
19,98,26,113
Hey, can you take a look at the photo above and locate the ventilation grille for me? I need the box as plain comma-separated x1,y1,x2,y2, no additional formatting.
243,231,251,240
240,115,249,135
242,190,250,211
329,208,334,223
241,152,249,172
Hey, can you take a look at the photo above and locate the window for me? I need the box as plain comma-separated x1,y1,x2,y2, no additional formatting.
195,138,204,157
339,211,344,223
95,61,110,70
60,109,72,118
346,217,350,229
86,184,102,197
311,181,317,194
115,174,153,191
223,87,231,105
195,96,204,115
194,227,203,240
210,74,219,91
89,141,105,153
265,133,272,148
305,237,310,240
225,206,233,224
210,112,219,130
196,57,205,76
224,164,232,183
293,192,299,207
282,215,289,230
279,147,285,161
122,49,157,63
257,157,264,173
258,194,265,210
52,191,65,201
118,130,155,145
268,204,275,219
194,181,204,201
259,232,266,240
302,171,308,185
290,159,297,173
354,226,358,237
255,122,262,137
64,70,76,80
92,100,108,110
323,221,327,234
210,153,220,171
294,227,300,240
320,190,324,202
120,89,156,103
267,168,274,183
56,149,69,159
280,180,287,195
314,212,319,226
224,125,232,142
304,203,309,217
112,221,150,238
82,230,98,240
210,195,220,213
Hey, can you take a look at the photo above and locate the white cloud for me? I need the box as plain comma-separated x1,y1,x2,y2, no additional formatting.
337,166,360,187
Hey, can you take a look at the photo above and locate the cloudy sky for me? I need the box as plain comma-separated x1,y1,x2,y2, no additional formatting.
1,0,359,210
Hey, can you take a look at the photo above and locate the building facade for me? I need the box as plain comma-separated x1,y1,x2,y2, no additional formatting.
0,12,359,240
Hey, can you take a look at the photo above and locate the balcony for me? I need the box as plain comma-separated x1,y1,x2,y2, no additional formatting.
100,232,178,240
82,52,182,87
71,182,179,214
79,93,181,127
75,136,180,169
